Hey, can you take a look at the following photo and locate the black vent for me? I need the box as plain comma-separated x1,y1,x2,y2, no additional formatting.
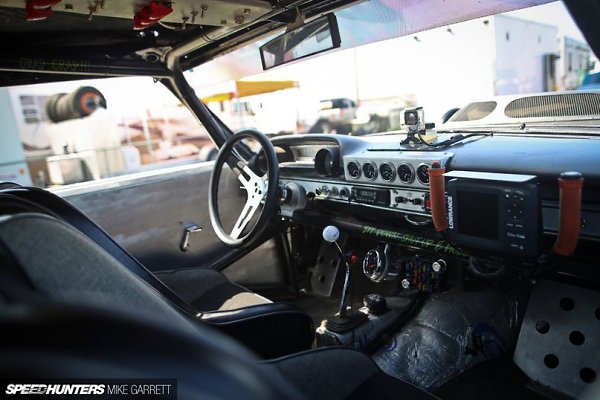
505,93,600,118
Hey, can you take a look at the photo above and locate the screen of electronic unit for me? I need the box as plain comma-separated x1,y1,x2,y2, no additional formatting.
357,189,376,200
456,190,499,240
445,170,541,258
351,187,389,206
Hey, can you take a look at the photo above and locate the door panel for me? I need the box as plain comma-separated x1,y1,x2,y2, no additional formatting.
55,163,238,272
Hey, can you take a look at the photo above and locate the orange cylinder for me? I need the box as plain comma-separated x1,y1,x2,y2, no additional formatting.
553,172,583,256
428,162,448,232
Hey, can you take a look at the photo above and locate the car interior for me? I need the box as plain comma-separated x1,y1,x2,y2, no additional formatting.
1,0,600,399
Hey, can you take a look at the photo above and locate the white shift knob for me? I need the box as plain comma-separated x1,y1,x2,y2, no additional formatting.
322,225,340,243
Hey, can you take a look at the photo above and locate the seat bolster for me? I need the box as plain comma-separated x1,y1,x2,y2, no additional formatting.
266,347,379,400
200,303,315,359
346,370,440,400
199,302,307,323
0,213,198,333
266,346,440,400
155,268,271,311
191,282,270,311
0,302,303,400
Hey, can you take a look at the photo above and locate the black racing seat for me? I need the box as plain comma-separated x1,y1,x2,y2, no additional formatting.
156,267,273,312
0,212,438,400
0,186,313,358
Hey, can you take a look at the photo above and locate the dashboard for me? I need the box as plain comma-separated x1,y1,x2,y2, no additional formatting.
272,132,600,263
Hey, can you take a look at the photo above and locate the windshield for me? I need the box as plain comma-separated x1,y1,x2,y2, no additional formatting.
1,1,597,190
187,1,598,134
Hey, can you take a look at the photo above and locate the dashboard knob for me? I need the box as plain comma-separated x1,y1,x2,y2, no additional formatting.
432,259,447,273
363,293,387,315
340,188,349,197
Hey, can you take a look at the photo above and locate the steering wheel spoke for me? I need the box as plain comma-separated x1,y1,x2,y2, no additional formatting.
242,164,259,184
231,165,267,238
231,192,263,239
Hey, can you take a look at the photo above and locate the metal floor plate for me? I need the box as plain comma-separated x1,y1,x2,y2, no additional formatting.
514,280,600,399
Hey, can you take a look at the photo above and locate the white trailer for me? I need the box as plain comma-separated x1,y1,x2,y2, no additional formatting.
352,14,562,123
558,36,592,89
493,14,560,94
0,88,32,186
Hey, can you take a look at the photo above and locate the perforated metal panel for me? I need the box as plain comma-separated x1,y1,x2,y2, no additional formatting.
514,280,600,399
505,93,600,118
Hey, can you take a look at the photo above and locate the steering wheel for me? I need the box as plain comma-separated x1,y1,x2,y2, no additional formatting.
209,129,279,247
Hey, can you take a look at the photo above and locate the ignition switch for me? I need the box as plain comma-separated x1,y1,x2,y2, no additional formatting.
278,185,292,204
279,183,307,218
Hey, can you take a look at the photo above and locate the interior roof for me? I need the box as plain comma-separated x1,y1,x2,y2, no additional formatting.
0,6,211,52
0,0,349,86
0,0,597,88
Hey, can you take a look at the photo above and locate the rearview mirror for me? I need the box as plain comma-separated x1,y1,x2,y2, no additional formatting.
260,14,341,70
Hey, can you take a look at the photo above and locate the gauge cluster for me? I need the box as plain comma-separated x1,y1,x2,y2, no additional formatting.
277,138,453,218
343,152,452,188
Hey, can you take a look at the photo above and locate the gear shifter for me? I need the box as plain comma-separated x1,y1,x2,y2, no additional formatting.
323,225,352,317
322,226,367,330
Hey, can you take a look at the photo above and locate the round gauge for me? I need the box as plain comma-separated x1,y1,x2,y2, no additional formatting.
346,161,361,178
315,147,340,176
417,164,431,185
379,162,396,182
362,162,378,180
397,163,415,184
362,249,387,282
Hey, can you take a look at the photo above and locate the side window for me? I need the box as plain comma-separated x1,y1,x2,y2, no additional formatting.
2,77,212,188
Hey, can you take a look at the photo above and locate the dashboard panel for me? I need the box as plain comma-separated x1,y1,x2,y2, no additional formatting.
273,133,600,261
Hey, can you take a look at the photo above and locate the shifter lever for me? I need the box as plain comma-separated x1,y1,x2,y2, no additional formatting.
323,225,353,318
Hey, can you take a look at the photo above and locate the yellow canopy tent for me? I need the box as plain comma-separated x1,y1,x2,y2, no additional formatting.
201,80,299,103
200,92,235,103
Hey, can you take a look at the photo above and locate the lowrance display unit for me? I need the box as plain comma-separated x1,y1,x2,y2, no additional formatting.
445,171,541,257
